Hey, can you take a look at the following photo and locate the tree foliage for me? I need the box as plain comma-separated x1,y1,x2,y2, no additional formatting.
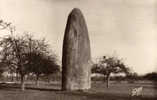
0,20,59,89
92,56,130,88
143,72,157,81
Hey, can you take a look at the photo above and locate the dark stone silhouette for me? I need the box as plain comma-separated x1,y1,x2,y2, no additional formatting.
62,8,92,90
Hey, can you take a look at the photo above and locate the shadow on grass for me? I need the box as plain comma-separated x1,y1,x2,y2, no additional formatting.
0,82,61,92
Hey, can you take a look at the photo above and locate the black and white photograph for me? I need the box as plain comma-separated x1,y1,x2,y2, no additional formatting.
0,0,157,100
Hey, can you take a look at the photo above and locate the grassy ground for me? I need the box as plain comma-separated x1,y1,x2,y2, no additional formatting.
0,81,156,100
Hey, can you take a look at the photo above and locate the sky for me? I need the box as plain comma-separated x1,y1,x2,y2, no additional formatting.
0,0,157,74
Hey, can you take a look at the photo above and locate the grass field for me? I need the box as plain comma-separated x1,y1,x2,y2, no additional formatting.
0,81,156,100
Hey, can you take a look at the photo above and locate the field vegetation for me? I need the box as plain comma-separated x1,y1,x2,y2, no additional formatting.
0,80,156,100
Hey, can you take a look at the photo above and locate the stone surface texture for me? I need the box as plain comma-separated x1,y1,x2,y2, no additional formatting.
62,8,91,90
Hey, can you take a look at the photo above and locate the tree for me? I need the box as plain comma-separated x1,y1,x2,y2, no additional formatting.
0,20,17,81
0,62,6,79
126,72,138,83
0,34,30,90
92,56,129,88
0,21,28,90
28,51,60,86
22,34,60,86
42,55,60,83
0,20,12,30
0,33,59,89
0,20,59,90
143,72,157,81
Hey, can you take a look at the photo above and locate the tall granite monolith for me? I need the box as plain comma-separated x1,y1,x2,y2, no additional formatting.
62,8,91,90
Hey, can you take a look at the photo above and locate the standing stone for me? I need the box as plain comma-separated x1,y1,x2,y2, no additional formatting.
62,8,91,90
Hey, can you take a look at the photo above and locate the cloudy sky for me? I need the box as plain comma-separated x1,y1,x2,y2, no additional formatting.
0,0,157,74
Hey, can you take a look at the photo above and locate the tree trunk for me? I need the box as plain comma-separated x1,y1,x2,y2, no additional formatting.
16,72,19,81
106,75,110,88
11,73,14,82
21,75,25,91
47,75,50,83
35,75,39,86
